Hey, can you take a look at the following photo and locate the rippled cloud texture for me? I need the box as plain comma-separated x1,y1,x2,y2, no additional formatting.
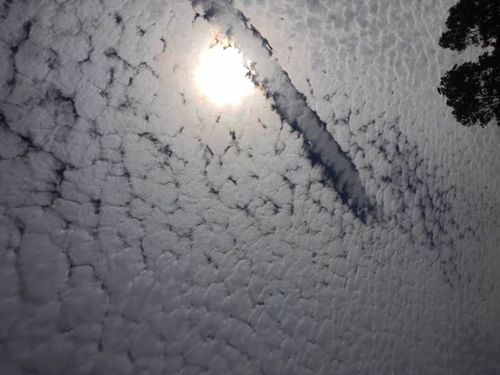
0,0,499,374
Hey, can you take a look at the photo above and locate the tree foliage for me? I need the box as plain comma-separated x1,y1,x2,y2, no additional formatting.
438,0,500,127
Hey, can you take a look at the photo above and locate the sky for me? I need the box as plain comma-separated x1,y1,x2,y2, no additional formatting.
0,0,500,374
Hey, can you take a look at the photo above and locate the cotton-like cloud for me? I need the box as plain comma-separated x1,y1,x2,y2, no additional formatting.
192,0,373,221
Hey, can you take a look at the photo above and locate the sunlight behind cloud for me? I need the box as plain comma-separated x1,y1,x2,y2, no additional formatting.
195,44,255,106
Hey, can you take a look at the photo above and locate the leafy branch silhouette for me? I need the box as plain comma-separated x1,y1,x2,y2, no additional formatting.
438,0,500,127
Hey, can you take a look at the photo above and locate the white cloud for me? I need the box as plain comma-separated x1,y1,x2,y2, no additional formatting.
0,0,499,374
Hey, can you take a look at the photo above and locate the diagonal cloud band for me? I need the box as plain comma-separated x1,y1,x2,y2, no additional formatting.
191,0,373,222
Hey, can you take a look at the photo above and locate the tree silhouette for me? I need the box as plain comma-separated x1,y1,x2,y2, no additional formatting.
438,0,500,127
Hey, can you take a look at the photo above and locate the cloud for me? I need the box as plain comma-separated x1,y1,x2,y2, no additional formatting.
0,0,499,374
193,0,373,221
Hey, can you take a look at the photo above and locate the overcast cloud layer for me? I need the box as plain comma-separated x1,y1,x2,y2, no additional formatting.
1,0,500,374
192,0,373,220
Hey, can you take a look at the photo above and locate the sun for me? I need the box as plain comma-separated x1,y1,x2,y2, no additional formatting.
195,43,255,106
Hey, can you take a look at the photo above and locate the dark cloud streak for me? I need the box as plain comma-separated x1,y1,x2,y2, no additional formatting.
192,0,374,222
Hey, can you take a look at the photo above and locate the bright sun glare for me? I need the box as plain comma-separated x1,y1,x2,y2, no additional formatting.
195,44,254,106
